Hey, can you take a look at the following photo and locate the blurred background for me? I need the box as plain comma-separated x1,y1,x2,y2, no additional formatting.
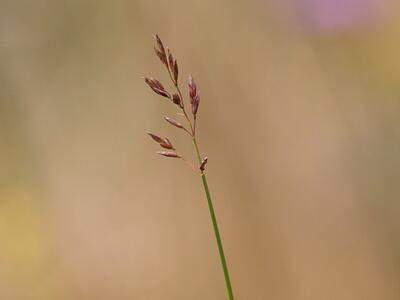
1,0,400,299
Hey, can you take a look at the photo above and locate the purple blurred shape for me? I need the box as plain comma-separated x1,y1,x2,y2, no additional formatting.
291,0,385,32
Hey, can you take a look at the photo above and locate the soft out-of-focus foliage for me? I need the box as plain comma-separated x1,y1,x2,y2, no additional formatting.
1,0,400,299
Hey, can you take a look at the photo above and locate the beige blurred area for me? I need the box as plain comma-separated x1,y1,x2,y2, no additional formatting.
1,0,400,299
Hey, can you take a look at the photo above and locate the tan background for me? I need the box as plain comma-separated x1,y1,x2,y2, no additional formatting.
1,0,400,299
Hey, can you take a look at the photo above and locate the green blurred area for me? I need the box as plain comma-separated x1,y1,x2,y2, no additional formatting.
1,0,400,299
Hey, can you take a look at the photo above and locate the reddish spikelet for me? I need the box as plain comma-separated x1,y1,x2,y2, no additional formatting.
167,48,174,70
173,59,178,83
164,138,174,149
152,87,171,99
188,74,196,105
154,34,168,67
157,151,180,158
192,93,200,115
171,94,182,106
166,48,178,84
145,77,163,90
148,132,164,144
164,116,184,129
200,157,208,172
147,132,174,149
155,34,165,53
144,77,170,99
188,75,200,116
154,47,167,66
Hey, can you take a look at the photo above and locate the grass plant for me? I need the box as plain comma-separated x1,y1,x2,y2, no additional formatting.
144,34,235,300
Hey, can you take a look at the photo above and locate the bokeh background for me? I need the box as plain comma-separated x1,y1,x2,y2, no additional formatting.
1,0,400,299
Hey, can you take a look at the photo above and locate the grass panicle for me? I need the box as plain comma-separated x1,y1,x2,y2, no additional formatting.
144,34,235,300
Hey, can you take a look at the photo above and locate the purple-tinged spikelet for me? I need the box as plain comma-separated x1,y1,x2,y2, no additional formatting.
171,94,182,106
166,47,179,84
157,151,180,158
173,59,178,83
147,132,175,150
188,74,200,116
164,117,184,129
144,77,171,99
154,34,168,67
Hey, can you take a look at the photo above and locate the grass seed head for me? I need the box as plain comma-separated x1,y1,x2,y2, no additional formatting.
146,35,206,170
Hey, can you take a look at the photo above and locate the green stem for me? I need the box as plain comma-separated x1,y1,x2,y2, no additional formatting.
193,138,234,300
201,174,234,300
192,138,202,164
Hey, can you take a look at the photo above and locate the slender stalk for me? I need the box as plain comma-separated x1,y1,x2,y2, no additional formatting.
193,138,234,300
201,174,234,300
192,138,202,163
